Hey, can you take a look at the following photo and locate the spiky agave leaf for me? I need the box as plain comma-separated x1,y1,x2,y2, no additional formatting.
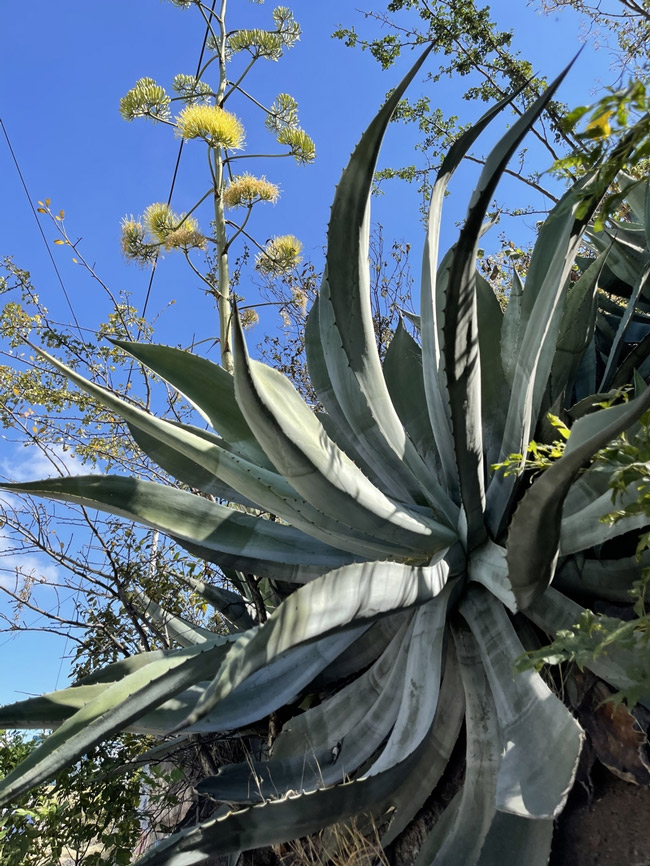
3,50,650,866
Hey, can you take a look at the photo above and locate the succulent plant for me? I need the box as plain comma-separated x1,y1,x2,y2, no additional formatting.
1,50,650,865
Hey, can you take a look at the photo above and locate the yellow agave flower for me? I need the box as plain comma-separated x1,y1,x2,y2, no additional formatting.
176,104,245,148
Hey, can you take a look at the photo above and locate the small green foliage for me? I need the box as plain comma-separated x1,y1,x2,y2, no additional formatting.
517,411,650,705
0,732,143,866
514,589,650,707
553,81,650,228
491,413,569,476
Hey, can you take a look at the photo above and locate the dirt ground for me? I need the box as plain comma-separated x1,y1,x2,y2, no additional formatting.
551,765,650,866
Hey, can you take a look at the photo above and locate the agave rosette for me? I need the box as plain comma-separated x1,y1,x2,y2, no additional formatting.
1,51,650,865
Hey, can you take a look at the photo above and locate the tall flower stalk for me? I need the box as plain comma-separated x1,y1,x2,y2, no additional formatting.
119,0,314,371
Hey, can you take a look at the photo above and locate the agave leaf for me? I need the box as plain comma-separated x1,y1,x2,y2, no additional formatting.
468,539,516,613
380,644,465,846
500,267,524,388
556,548,650,602
0,636,236,806
611,325,650,388
307,294,440,515
488,123,645,533
181,559,451,729
32,344,404,560
461,586,583,819
365,593,450,776
232,313,457,557
475,272,508,468
506,385,650,609
599,263,650,390
305,293,387,491
548,252,605,404
0,475,360,576
474,813,554,866
145,629,367,735
443,64,575,548
617,172,648,224
560,482,650,555
126,422,258,507
587,226,650,291
199,618,414,803
180,629,371,734
0,627,368,740
313,613,409,686
562,460,614,517
572,331,598,401
0,683,113,729
413,624,499,866
97,735,192,782
113,339,273,469
134,743,434,866
316,48,453,508
383,320,441,472
271,618,410,759
136,657,467,866
0,681,218,737
487,179,597,532
167,536,337,584
179,574,255,631
421,90,526,502
318,276,454,511
72,649,172,685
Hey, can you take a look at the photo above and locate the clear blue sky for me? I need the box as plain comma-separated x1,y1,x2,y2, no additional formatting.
0,0,606,705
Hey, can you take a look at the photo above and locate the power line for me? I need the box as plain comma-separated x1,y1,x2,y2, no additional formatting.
0,118,84,341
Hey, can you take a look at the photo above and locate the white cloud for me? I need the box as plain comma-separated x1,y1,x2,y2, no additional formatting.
0,443,85,483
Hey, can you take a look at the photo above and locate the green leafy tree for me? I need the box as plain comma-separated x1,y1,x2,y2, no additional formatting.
333,0,650,227
0,731,142,866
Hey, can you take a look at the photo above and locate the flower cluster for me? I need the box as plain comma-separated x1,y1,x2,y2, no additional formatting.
276,127,315,164
119,78,171,122
239,308,260,329
223,174,280,208
256,235,302,275
121,204,205,265
176,104,245,148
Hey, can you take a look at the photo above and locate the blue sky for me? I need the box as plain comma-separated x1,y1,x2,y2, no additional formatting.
0,0,608,705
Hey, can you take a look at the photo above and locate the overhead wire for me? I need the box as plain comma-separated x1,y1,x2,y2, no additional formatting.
0,0,220,695
0,118,84,342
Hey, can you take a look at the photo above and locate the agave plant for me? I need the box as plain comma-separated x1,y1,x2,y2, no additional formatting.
1,50,650,865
